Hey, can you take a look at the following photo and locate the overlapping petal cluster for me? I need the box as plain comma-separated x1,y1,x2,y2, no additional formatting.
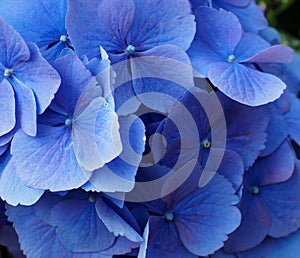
0,0,300,257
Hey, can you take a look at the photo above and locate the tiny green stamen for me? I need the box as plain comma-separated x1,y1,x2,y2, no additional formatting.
203,139,211,148
125,45,136,55
164,211,174,222
65,118,73,127
251,185,260,195
4,68,13,77
228,54,236,62
60,35,68,42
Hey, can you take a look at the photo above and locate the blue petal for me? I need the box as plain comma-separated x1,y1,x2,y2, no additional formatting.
253,140,294,185
208,62,286,106
0,152,44,206
260,162,300,238
218,1,267,33
11,125,89,191
53,54,93,115
131,44,194,112
147,216,197,258
66,0,135,60
233,33,270,61
224,195,271,252
260,105,288,157
88,115,145,192
16,43,61,114
95,197,143,243
284,94,300,145
241,45,294,64
217,150,244,191
10,77,37,136
73,96,121,171
193,7,242,59
5,203,70,258
129,0,196,51
173,174,240,256
51,197,116,252
0,0,69,63
238,228,300,258
0,80,15,136
0,16,30,66
219,92,269,168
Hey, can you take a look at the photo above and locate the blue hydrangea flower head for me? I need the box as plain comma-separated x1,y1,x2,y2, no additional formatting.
140,172,241,257
5,54,122,192
5,190,143,257
0,16,61,137
0,0,72,63
191,0,268,33
225,141,300,252
188,7,294,106
66,0,196,63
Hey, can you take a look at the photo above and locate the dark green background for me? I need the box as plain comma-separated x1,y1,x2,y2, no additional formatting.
259,0,300,53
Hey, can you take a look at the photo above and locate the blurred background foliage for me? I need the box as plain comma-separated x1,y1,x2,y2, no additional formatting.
258,0,300,53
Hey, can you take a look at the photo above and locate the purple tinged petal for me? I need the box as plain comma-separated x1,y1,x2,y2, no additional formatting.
242,45,294,64
260,163,300,238
238,228,300,258
260,105,288,157
5,204,70,258
11,125,90,191
217,150,244,190
147,216,197,258
95,197,143,243
51,198,116,252
194,7,242,58
253,140,294,185
219,93,269,168
225,195,271,252
208,62,286,106
0,80,15,136
174,174,240,256
233,33,270,61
